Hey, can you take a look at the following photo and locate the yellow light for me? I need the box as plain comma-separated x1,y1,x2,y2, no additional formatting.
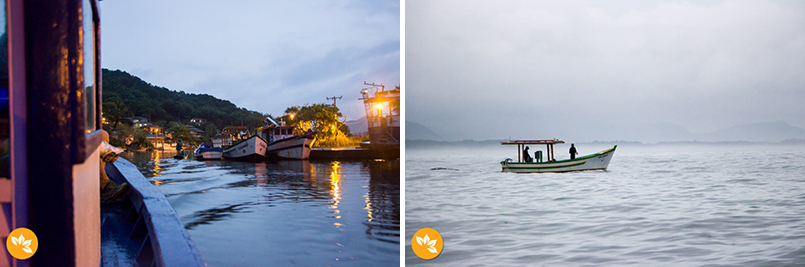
289,113,295,120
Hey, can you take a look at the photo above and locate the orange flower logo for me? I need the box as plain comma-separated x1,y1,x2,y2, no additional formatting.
412,228,443,260
6,228,38,260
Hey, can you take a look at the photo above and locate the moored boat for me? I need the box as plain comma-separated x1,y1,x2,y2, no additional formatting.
500,139,617,173
222,134,267,161
193,142,223,160
260,118,315,160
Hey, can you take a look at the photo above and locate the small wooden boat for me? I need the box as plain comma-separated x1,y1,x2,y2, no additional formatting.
173,150,188,159
500,139,616,173
222,134,267,161
193,142,223,160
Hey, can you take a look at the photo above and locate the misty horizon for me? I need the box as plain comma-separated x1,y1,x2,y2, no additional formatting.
407,119,805,143
407,0,805,142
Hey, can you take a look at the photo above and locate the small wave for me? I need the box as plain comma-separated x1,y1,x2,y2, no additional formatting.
430,167,459,171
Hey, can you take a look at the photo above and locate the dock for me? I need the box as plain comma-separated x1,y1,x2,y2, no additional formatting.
309,147,370,160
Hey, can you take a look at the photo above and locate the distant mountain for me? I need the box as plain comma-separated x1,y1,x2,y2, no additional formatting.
102,69,267,132
699,121,805,142
406,121,441,140
345,116,368,133
591,122,694,143
596,121,805,143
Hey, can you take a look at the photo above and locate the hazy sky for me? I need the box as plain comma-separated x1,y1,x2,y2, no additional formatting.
407,0,805,141
101,0,399,121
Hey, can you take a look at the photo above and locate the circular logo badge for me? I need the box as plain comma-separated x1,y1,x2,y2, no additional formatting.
412,227,443,260
6,228,38,260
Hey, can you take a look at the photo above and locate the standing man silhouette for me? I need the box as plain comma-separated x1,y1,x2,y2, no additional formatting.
523,146,533,163
569,143,578,160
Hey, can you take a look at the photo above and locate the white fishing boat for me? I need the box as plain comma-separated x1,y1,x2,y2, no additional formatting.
260,118,315,160
222,135,267,161
218,126,267,161
500,139,616,173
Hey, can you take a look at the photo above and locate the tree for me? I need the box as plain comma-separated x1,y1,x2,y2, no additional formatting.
132,129,153,148
102,100,129,131
282,103,360,148
167,124,197,146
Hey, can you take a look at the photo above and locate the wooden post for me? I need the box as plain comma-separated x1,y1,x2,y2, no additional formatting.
517,144,521,163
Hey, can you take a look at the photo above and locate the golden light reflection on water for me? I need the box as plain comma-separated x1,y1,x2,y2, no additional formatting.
365,193,374,222
330,161,342,224
309,164,317,187
152,150,162,177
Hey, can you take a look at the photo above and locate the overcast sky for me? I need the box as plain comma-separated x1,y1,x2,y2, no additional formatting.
101,0,399,121
407,0,805,141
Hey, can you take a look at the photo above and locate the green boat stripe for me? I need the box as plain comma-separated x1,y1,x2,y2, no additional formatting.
505,161,586,169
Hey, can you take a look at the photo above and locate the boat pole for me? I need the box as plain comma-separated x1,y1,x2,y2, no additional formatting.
518,144,522,163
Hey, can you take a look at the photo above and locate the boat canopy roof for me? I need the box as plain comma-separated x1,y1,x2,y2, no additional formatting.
501,139,565,145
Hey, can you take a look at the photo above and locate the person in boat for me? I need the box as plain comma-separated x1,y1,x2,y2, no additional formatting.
523,146,533,163
569,143,578,160
176,138,183,152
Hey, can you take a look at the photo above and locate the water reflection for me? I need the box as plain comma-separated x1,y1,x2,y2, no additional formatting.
121,151,400,264
151,150,162,177
363,160,401,243
330,161,342,225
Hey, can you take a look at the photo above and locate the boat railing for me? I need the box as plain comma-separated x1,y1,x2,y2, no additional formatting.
104,158,205,266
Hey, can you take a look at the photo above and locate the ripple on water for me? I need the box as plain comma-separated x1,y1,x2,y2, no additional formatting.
124,152,400,266
407,145,805,266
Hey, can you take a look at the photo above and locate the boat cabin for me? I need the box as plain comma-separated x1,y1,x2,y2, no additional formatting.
261,125,296,143
219,125,250,144
360,83,400,146
501,139,565,163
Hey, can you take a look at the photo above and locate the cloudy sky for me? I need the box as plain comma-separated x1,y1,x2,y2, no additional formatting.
406,0,805,141
101,0,399,121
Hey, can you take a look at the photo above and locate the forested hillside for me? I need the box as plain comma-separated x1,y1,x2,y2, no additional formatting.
102,69,268,133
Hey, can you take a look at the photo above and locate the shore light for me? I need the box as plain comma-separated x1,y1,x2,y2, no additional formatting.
375,102,383,116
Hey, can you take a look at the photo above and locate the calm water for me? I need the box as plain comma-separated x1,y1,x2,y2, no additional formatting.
122,151,400,266
406,144,805,266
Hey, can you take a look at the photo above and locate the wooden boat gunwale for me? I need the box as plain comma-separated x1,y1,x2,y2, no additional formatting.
103,158,206,266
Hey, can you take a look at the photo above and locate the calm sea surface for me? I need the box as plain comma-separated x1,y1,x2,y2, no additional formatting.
406,144,805,266
122,151,400,266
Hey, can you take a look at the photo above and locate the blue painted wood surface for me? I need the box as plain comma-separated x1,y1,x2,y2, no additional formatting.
105,158,206,267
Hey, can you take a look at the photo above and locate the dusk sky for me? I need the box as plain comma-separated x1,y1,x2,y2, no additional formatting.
101,0,400,121
407,0,805,141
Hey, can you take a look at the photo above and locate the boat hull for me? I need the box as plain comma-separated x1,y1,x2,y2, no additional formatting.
223,135,267,161
199,151,222,160
501,146,617,173
195,148,223,160
266,134,314,160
